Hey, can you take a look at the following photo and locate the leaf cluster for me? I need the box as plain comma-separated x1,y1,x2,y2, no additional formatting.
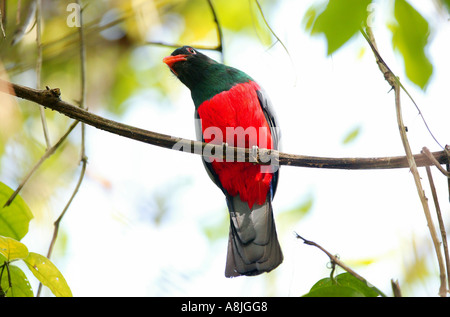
0,182,71,297
304,0,438,90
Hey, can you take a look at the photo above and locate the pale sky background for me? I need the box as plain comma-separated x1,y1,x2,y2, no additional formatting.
18,0,450,296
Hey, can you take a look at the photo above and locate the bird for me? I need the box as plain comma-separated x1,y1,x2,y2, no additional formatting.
163,46,282,277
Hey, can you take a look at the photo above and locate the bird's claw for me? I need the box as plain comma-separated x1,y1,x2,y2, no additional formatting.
251,145,259,163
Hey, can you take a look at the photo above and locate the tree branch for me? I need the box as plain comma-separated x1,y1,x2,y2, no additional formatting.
425,164,450,292
0,78,448,171
361,26,447,297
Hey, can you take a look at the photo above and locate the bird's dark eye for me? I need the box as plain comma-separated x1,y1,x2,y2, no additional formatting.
186,47,196,54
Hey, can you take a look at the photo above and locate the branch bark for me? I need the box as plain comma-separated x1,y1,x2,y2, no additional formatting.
361,26,448,297
0,78,448,171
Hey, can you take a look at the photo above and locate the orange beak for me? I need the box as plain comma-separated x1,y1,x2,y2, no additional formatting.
163,54,188,75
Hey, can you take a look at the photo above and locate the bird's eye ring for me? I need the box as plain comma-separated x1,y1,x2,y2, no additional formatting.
187,47,196,54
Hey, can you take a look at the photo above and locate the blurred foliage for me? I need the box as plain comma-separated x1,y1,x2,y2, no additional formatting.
443,0,450,11
401,236,434,295
201,208,229,242
277,194,313,233
304,0,371,55
342,125,362,145
304,0,435,90
388,0,433,89
176,0,273,46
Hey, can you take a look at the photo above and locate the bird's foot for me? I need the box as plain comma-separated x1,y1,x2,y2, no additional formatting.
251,145,259,163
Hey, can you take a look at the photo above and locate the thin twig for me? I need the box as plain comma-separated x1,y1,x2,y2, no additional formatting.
425,165,450,291
3,120,79,208
254,0,295,70
391,279,402,297
422,147,450,177
11,0,36,46
147,41,221,52
45,160,87,261
362,26,447,297
295,233,387,297
0,1,6,39
37,158,86,297
206,0,224,62
37,0,89,297
395,81,446,297
35,0,51,149
398,81,444,150
0,79,448,171
360,28,443,150
77,0,87,161
4,261,12,296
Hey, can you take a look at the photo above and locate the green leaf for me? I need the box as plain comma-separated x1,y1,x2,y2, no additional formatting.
389,0,433,89
302,273,380,297
304,284,364,297
342,125,362,145
108,51,140,115
334,272,380,297
442,0,450,12
202,210,229,242
0,182,34,241
307,0,372,55
0,236,29,261
23,252,72,297
278,195,314,232
1,264,34,297
303,5,320,31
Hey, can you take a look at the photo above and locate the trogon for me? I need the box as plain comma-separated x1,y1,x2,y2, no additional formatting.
163,46,282,277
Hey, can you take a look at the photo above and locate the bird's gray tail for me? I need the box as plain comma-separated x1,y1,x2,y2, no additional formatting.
225,195,283,277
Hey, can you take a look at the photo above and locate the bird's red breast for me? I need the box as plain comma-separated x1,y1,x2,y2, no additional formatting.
197,80,273,209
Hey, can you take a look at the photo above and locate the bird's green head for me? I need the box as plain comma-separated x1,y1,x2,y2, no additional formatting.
163,46,253,107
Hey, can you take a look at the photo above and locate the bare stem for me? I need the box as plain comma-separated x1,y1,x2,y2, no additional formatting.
206,0,224,61
295,233,387,297
37,0,89,297
36,0,51,149
425,165,450,291
3,120,79,208
362,26,447,297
